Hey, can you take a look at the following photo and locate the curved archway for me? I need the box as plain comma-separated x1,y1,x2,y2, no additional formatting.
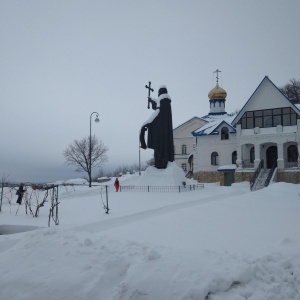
266,146,277,168
287,145,298,162
250,147,255,163
232,151,237,164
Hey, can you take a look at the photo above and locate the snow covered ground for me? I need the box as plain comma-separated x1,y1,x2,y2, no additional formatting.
0,167,300,299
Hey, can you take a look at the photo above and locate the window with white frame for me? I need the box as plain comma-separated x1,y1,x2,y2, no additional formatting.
211,152,219,165
182,144,187,154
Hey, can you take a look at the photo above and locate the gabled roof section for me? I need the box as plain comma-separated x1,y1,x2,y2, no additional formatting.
173,116,207,132
201,113,231,122
192,116,236,136
232,76,300,126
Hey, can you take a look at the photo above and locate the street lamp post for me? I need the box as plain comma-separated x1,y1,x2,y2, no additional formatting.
139,130,141,176
89,112,100,187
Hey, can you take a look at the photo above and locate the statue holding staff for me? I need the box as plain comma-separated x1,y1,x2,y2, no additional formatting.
140,84,174,169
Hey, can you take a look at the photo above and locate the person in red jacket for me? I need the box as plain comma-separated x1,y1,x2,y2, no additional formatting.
114,178,120,192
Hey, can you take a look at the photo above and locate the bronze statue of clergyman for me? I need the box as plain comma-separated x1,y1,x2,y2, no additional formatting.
140,84,174,169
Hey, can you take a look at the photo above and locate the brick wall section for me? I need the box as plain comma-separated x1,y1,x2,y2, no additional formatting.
193,171,255,186
234,172,255,183
276,171,300,184
194,170,300,185
193,172,224,185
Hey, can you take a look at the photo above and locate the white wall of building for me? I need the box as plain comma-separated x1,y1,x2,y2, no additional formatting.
173,117,206,171
194,125,236,172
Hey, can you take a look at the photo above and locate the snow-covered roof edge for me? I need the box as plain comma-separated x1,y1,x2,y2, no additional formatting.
218,164,237,172
192,116,236,136
173,116,208,131
232,76,300,126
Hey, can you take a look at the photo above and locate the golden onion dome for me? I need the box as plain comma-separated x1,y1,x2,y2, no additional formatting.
208,83,227,100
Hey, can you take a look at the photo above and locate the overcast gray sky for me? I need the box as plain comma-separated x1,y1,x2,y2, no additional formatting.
1,0,299,183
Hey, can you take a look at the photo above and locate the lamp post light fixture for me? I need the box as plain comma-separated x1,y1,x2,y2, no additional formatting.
89,112,100,187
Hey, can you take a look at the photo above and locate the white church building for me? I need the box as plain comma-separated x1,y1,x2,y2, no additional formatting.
173,116,206,176
173,75,300,187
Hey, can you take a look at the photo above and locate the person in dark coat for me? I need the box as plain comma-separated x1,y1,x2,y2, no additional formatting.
16,183,26,204
140,85,174,169
114,178,120,192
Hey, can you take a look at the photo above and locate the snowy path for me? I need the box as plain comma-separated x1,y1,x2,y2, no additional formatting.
1,182,300,300
73,186,248,234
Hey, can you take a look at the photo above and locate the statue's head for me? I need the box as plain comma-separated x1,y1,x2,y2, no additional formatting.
158,86,168,97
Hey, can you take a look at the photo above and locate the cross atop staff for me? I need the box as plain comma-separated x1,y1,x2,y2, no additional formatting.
145,81,154,109
213,69,221,83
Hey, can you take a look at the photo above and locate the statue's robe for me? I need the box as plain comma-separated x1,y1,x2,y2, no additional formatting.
140,93,174,169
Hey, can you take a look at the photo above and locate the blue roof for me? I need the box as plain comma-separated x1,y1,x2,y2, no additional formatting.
192,116,236,136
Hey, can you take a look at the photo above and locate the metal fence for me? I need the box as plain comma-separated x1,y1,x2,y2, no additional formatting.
119,184,204,193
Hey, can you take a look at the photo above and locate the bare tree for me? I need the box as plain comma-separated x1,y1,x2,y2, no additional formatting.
227,109,240,117
279,78,300,104
0,173,10,212
93,168,106,181
108,163,146,177
63,135,108,187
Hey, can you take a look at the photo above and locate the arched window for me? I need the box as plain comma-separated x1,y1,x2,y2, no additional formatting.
181,163,187,172
182,144,187,154
250,147,255,163
232,151,237,164
221,127,229,140
211,152,219,165
288,145,298,162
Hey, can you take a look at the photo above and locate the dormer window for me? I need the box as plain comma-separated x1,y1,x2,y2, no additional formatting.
221,127,229,140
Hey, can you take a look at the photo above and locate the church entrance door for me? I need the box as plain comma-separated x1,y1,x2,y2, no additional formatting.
266,146,278,169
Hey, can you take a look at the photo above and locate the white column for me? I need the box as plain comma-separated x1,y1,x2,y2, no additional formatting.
294,131,300,169
236,144,242,168
235,125,242,168
277,142,284,169
254,144,261,169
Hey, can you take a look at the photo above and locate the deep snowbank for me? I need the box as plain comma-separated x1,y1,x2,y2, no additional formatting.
0,176,300,299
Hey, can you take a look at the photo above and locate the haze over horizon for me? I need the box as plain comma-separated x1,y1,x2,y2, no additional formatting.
1,1,299,182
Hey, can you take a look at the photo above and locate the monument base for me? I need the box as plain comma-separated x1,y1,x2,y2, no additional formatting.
136,162,187,186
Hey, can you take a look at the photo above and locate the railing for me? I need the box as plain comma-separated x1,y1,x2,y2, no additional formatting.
242,159,254,168
264,162,277,187
250,159,264,191
185,171,193,178
119,184,204,193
